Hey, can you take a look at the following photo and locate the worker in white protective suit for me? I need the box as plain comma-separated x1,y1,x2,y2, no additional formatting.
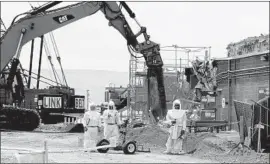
163,99,187,154
190,109,200,121
83,103,102,151
103,100,122,147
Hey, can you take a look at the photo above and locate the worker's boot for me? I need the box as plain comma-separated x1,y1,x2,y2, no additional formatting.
163,150,172,154
177,150,184,155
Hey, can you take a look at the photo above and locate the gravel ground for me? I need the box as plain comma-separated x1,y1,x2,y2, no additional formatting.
126,125,269,163
0,130,214,163
1,124,269,163
190,131,269,163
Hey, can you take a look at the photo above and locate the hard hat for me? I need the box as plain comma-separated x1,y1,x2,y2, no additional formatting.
89,102,96,111
108,100,115,110
173,99,181,110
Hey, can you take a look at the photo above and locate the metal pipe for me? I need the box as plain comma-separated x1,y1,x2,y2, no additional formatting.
187,51,190,67
127,86,131,121
37,35,44,89
217,71,270,82
228,59,232,130
23,73,53,86
28,39,35,88
86,90,89,110
250,99,270,111
23,69,61,85
258,106,262,152
229,66,269,73
174,45,177,71
175,46,209,49
30,1,62,15
216,66,270,81
209,47,211,59
147,69,151,122
14,28,26,59
231,71,270,78
120,1,135,18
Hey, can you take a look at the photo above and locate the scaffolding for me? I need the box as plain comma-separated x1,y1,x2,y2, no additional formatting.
128,45,211,121
0,18,7,37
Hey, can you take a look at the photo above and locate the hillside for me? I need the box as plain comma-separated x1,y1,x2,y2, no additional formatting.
29,69,129,103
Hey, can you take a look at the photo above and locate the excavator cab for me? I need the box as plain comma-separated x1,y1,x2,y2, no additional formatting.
104,85,128,110
34,86,85,124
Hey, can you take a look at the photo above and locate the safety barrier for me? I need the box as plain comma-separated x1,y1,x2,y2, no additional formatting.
64,117,83,125
2,117,259,163
1,138,114,163
2,141,48,163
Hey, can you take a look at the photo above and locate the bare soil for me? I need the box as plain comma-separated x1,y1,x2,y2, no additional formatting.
0,130,213,163
1,124,269,163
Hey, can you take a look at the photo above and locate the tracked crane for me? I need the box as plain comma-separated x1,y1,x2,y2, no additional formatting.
0,1,167,131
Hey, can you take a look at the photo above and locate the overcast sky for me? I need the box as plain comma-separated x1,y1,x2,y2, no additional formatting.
1,1,269,73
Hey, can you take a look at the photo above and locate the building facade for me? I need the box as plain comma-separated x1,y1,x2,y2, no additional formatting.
215,51,269,129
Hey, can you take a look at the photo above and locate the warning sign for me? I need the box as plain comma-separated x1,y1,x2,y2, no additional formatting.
222,98,226,108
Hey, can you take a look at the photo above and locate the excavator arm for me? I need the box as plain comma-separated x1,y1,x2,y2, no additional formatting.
0,1,167,119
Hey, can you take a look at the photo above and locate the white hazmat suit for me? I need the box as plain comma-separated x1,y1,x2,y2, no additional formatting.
164,99,187,154
103,100,121,147
83,103,101,150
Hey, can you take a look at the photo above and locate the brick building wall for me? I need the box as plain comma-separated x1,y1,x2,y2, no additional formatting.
215,52,269,129
134,72,187,111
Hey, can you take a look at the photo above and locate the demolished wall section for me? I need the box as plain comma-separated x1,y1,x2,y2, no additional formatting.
214,34,270,129
226,34,269,57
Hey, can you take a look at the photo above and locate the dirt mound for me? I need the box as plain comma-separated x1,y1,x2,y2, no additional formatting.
35,123,83,133
190,134,269,163
182,132,217,153
126,126,217,154
126,125,169,152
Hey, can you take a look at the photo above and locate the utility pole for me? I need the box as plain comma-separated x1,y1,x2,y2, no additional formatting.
37,35,44,89
127,85,131,121
86,90,90,110
173,44,178,71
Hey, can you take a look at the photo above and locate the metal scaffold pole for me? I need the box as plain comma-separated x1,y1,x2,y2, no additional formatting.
86,90,90,110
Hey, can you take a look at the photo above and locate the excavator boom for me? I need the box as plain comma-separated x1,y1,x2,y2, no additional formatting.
0,1,167,131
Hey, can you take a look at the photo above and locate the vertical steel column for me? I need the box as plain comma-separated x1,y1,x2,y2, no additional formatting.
209,46,211,60
228,59,232,130
127,86,131,121
86,90,89,110
28,39,35,88
147,68,151,122
37,35,44,89
174,45,177,70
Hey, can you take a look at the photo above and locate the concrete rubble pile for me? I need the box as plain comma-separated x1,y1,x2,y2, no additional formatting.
126,125,169,152
191,134,269,163
126,125,269,163
226,34,269,57
35,123,81,133
190,57,218,102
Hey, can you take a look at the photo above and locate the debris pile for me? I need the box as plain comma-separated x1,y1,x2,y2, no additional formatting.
190,134,269,163
126,125,217,153
35,123,84,133
127,125,169,152
226,34,269,57
182,132,217,153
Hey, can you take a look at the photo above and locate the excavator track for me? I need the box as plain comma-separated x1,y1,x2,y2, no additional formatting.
0,105,41,131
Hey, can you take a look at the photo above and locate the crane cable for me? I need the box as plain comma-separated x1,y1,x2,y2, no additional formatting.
28,2,63,86
0,18,7,38
35,1,64,86
35,1,69,87
43,37,62,85
0,18,7,31
48,32,68,87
